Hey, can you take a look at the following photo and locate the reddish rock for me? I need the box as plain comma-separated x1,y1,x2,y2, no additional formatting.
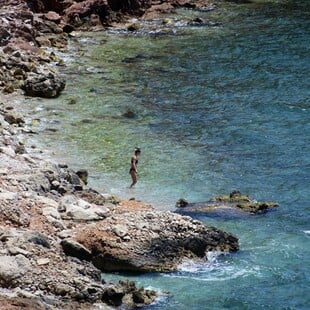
75,210,239,272
43,11,62,23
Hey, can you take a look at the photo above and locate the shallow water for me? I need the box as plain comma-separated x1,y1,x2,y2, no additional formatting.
22,0,309,309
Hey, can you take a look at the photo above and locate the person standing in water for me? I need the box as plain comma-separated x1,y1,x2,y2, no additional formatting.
129,147,141,188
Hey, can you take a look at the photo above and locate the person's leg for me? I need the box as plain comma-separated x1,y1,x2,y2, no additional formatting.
130,171,137,188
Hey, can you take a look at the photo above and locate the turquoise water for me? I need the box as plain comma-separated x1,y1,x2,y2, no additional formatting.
23,1,309,309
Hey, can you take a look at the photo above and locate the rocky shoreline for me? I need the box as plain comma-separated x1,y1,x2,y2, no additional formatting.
0,93,239,309
0,1,243,309
0,0,217,97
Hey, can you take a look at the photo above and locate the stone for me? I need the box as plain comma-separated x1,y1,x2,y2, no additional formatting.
36,258,50,266
60,195,108,221
112,224,128,238
66,205,103,221
76,169,88,185
42,206,61,220
0,191,18,200
4,113,25,125
36,196,59,209
0,255,31,287
60,239,92,261
43,11,62,23
127,22,141,31
21,72,66,98
26,231,51,249
0,146,16,157
101,285,125,307
76,210,239,273
176,191,279,215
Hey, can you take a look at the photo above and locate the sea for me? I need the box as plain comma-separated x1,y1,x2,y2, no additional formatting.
21,0,309,309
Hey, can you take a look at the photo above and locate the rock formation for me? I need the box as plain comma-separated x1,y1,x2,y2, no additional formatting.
176,191,279,215
74,209,239,272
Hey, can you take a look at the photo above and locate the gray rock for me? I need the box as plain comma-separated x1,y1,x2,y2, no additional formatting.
112,224,128,238
0,146,16,157
0,255,31,286
42,207,61,220
0,191,18,200
66,205,103,221
60,238,92,261
21,72,65,98
25,231,51,249
77,210,239,273
60,195,108,221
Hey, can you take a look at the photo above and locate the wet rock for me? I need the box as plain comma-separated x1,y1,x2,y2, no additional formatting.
122,110,136,118
176,198,189,208
3,113,25,126
176,191,279,215
101,285,124,307
21,72,66,98
76,169,88,185
127,22,141,32
100,279,156,308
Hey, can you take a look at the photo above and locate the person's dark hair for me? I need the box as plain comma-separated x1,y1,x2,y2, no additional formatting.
135,147,141,154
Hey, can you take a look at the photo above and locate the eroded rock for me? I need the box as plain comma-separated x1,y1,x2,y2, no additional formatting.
176,191,279,215
75,210,239,272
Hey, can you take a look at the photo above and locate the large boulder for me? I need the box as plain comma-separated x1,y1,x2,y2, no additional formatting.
21,71,65,98
75,210,239,272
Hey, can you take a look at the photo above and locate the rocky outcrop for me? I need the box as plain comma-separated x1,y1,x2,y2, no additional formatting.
176,191,279,215
73,210,239,273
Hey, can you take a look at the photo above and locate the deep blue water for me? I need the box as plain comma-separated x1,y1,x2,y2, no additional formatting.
23,0,309,309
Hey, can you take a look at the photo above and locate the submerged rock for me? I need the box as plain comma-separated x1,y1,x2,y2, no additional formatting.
176,191,279,215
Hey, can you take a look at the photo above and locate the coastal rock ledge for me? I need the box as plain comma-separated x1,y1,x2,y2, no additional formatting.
73,209,239,273
176,191,279,215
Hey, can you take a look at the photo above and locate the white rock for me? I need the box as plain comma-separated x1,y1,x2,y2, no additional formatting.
0,255,31,282
36,196,59,208
0,191,17,200
0,146,16,157
42,207,61,219
36,258,50,266
66,206,102,221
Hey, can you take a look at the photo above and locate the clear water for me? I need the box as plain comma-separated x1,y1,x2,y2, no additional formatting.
22,0,309,309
